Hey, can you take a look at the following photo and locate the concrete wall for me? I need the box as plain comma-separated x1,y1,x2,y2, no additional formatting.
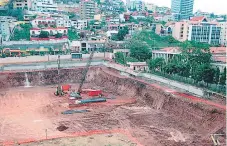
2,39,68,46
104,62,205,97
140,73,204,96
0,53,110,65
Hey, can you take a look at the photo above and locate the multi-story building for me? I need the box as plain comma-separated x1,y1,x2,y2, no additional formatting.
71,19,88,30
188,17,221,45
30,27,68,37
0,22,11,42
172,16,221,45
31,16,71,28
80,0,96,20
171,0,194,21
128,0,145,11
13,0,32,9
81,40,106,52
172,21,189,42
145,3,156,12
218,22,227,46
31,0,58,12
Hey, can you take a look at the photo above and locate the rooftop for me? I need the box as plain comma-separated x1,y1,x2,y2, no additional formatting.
152,47,181,54
210,47,227,54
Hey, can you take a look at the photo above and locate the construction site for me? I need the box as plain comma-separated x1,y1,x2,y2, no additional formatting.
0,53,226,146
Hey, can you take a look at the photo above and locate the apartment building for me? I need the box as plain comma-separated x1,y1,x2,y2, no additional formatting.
81,40,106,52
172,16,221,45
31,0,57,12
80,0,96,20
218,22,227,46
145,3,156,12
71,19,88,30
13,0,31,9
31,16,71,28
128,0,145,11
188,17,221,45
30,27,68,37
172,21,189,42
0,22,11,42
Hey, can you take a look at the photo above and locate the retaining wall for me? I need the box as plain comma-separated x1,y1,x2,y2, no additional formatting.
0,53,108,65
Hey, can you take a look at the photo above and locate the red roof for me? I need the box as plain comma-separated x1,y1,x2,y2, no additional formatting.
30,28,41,30
210,47,227,54
212,56,226,63
152,47,181,53
35,17,54,21
44,27,67,30
190,16,206,21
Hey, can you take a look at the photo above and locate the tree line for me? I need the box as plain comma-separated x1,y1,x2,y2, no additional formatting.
114,31,226,93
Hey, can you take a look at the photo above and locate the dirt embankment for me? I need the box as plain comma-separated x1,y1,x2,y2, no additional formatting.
0,67,225,145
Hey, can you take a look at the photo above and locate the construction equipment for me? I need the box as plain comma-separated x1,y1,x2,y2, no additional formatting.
76,48,95,95
55,55,64,96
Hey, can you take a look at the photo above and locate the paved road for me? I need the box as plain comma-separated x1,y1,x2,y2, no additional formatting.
1,59,104,71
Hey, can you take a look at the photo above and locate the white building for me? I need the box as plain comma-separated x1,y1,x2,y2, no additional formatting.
109,18,120,25
188,23,221,45
106,30,118,38
152,47,181,62
81,40,106,52
71,19,88,30
55,17,71,28
13,0,32,10
31,0,57,12
145,3,156,12
70,41,81,52
30,27,68,37
128,0,145,11
127,62,148,71
119,14,125,23
31,16,71,28
0,22,11,42
218,22,227,46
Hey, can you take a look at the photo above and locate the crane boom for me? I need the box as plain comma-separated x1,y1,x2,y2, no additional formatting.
77,49,95,93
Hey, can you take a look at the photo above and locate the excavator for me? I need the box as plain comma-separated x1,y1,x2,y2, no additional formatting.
55,48,95,98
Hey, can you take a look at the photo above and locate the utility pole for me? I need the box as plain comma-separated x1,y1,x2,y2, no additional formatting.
57,55,61,96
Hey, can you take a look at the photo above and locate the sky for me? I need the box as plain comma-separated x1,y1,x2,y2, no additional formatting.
124,0,227,15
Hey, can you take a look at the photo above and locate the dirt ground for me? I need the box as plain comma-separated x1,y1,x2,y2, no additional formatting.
0,67,226,146
21,133,135,146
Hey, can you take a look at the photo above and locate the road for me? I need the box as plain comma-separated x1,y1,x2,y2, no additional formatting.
1,59,104,71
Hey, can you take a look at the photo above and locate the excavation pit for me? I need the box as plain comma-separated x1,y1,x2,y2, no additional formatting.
0,67,225,146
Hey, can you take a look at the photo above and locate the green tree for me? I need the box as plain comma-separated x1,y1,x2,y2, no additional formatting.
220,67,226,86
214,67,220,84
69,13,75,19
148,58,165,71
55,33,62,38
126,57,139,62
202,64,215,86
113,26,129,41
127,39,151,61
114,52,126,64
9,9,24,21
11,24,32,41
191,64,204,83
68,28,79,41
39,31,49,38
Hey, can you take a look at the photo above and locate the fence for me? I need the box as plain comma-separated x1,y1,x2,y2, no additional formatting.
150,71,226,95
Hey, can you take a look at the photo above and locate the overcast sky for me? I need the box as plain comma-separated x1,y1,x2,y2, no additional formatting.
124,0,227,15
